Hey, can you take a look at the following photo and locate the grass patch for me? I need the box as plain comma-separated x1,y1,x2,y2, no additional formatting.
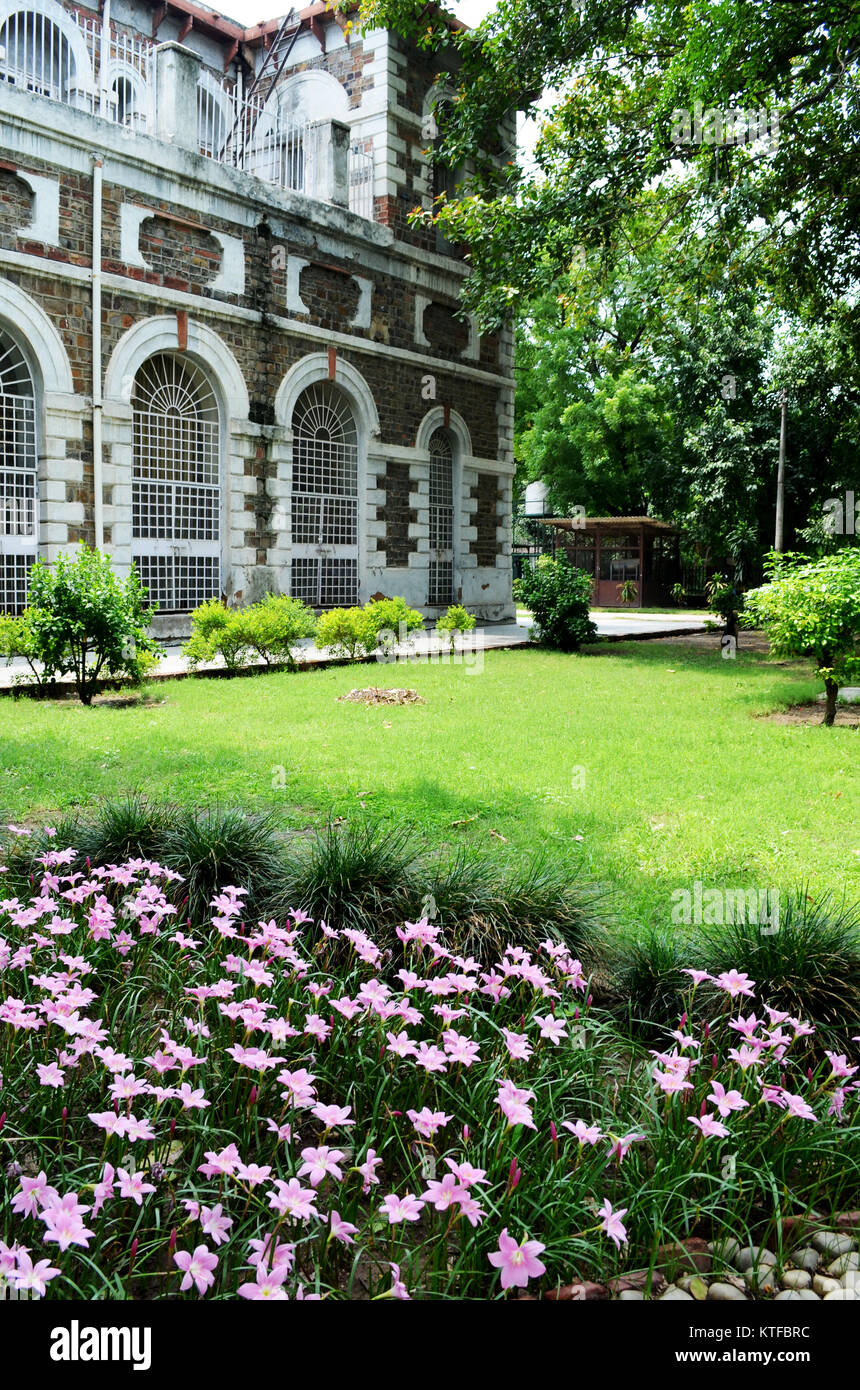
2,641,858,934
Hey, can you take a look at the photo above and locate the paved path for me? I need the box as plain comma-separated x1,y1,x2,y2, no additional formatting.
0,610,712,689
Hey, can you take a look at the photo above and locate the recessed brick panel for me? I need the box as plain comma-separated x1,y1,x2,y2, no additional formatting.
377,460,417,567
470,472,503,566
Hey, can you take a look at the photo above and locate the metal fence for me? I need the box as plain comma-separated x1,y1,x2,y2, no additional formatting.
0,11,154,127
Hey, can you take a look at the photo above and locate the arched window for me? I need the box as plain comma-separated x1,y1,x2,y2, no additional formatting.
132,353,221,613
428,427,455,605
290,382,358,608
0,10,75,101
107,66,148,130
0,328,37,613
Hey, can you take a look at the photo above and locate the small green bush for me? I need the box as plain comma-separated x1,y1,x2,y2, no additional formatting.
183,598,248,671
362,597,425,655
315,606,375,661
514,554,598,652
16,547,161,704
316,599,424,661
436,603,477,645
0,608,50,686
184,594,317,672
240,593,316,668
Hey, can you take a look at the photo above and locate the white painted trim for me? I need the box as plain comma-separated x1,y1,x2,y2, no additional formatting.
209,231,246,297
119,204,150,269
13,169,60,245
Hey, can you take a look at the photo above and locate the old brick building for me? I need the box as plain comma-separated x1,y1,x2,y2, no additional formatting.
0,0,514,634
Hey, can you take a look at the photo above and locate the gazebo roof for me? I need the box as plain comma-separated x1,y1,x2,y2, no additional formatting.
543,516,676,532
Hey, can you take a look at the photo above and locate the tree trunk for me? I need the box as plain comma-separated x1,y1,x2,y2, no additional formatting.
823,676,838,726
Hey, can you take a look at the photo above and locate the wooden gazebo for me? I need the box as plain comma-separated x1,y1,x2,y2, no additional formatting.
542,517,680,608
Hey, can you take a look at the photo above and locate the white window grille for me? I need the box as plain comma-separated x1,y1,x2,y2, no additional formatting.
290,383,359,608
0,10,76,101
0,329,37,614
132,353,221,614
428,428,455,606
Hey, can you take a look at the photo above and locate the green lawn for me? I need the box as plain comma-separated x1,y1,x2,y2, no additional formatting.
2,640,858,933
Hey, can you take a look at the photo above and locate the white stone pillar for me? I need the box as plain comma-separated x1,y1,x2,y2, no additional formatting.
155,43,203,154
313,120,350,209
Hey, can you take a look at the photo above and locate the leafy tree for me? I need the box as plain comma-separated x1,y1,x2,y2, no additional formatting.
744,549,860,725
24,547,161,705
360,1,860,338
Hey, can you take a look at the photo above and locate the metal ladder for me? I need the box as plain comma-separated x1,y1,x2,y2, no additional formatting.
220,8,303,166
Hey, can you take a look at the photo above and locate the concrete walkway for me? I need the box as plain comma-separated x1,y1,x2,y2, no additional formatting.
0,610,712,689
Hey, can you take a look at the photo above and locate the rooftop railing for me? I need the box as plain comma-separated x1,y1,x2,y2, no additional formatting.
0,10,376,219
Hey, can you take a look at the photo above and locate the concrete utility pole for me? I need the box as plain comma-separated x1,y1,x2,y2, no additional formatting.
774,388,787,551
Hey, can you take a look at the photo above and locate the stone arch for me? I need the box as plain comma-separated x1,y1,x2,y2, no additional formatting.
103,58,152,129
274,352,379,439
276,69,348,124
0,275,74,396
103,316,249,420
415,405,472,460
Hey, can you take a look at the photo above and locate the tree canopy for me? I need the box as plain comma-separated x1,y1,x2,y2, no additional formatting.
358,1,860,562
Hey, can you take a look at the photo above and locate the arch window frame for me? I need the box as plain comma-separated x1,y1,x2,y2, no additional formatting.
289,381,359,609
131,351,224,615
427,426,456,607
104,59,150,130
0,325,38,614
0,2,93,105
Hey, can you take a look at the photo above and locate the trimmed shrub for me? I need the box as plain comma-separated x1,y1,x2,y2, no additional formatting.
183,598,248,672
514,554,598,652
362,597,425,655
436,603,477,645
315,606,376,661
239,594,317,669
184,595,317,673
